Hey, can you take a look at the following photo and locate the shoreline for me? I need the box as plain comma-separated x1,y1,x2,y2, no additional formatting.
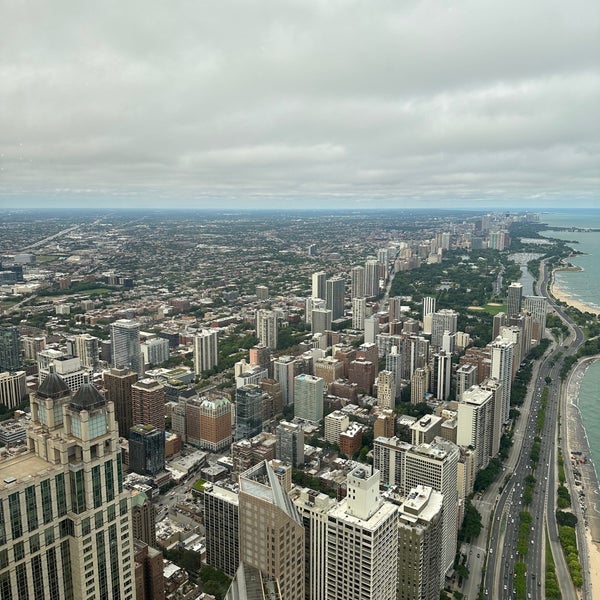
564,357,600,597
550,273,600,316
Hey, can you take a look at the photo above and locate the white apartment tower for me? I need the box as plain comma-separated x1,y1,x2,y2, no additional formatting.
0,371,135,600
293,374,324,423
404,438,460,584
110,319,144,376
352,297,366,330
457,386,494,469
193,329,219,375
326,465,399,600
490,337,514,423
256,309,278,350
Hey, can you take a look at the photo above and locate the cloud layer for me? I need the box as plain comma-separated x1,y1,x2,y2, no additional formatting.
1,0,599,208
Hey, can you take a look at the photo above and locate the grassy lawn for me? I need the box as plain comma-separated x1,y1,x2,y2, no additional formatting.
483,302,507,315
36,255,60,264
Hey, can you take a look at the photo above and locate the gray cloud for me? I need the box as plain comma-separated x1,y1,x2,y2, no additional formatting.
1,0,599,209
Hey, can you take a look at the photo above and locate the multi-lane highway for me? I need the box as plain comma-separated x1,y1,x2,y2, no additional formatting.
463,258,589,600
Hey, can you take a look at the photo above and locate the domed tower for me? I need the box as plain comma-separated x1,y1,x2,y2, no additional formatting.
30,365,72,430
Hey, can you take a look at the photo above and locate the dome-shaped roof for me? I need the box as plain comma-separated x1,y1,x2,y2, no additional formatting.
37,371,71,399
71,383,106,411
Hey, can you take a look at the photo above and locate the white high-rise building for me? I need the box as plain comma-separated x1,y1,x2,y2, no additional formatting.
480,377,504,457
326,465,399,600
431,309,458,348
352,297,366,330
422,296,436,323
457,385,494,469
74,333,99,368
311,308,332,334
38,355,91,393
306,296,326,324
523,295,548,342
405,438,459,584
273,355,296,406
490,337,514,423
256,309,278,349
110,319,144,376
142,337,170,367
364,316,379,344
193,329,219,374
293,374,324,423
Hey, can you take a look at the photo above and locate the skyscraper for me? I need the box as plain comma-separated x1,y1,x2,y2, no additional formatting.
276,420,305,467
490,337,514,423
110,319,144,376
350,265,365,299
397,486,444,600
9,374,135,599
293,374,324,422
364,258,380,297
272,355,296,406
203,483,240,577
256,309,278,349
507,282,523,316
431,309,458,349
132,378,166,431
237,461,305,600
422,296,436,323
351,296,366,330
311,307,332,334
74,333,99,368
457,386,494,469
103,366,138,438
193,329,219,374
377,370,396,410
0,325,21,372
235,384,263,441
325,276,345,320
311,271,326,300
326,465,399,600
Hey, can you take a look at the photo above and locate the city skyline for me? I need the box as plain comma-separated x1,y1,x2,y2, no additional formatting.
1,1,599,211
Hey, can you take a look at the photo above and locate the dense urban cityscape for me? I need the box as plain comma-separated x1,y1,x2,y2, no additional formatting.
0,208,597,600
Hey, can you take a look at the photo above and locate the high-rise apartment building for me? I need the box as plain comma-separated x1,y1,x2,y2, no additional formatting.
74,334,99,368
132,378,166,431
411,367,429,404
7,373,136,600
405,439,459,583
364,258,380,298
430,351,451,401
507,282,523,316
235,384,263,441
237,461,305,599
203,483,240,577
38,355,91,393
480,377,504,457
0,326,21,373
377,370,396,410
490,337,514,423
275,420,304,467
311,271,326,300
350,265,365,299
142,337,170,368
256,309,278,350
0,370,27,409
388,296,402,322
324,410,350,444
129,424,165,476
325,277,345,320
456,364,478,400
431,309,458,349
523,295,548,342
364,316,379,344
397,486,444,600
457,386,494,469
326,465,399,600
110,319,144,376
311,307,332,334
422,296,436,324
21,335,46,362
193,329,219,375
351,296,366,330
272,355,296,406
199,396,232,451
293,374,324,423
290,488,336,600
103,367,138,438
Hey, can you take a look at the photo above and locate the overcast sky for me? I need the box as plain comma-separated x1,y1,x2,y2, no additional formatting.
1,0,599,210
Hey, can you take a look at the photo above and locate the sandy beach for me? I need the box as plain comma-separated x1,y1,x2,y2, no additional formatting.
551,275,600,316
564,358,600,598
